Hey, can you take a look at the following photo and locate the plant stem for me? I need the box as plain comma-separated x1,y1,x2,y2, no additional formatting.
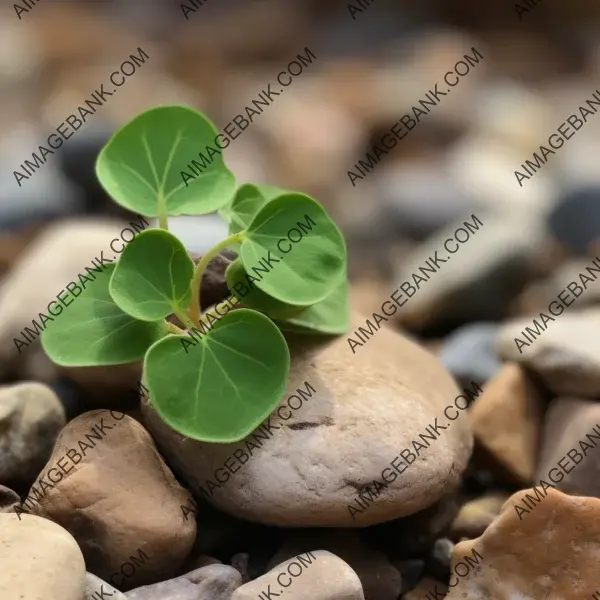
172,306,196,331
166,321,186,335
189,231,243,324
157,191,168,230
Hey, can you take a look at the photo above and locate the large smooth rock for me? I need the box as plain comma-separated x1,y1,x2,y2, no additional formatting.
497,310,600,397
468,364,543,484
27,411,196,589
0,513,86,600
445,488,600,599
231,551,364,600
142,317,473,527
0,382,65,485
126,565,242,600
536,397,600,497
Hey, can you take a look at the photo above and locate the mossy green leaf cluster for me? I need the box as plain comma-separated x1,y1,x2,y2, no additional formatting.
41,105,350,443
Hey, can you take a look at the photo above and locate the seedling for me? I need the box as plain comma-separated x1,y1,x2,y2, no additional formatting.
41,106,349,443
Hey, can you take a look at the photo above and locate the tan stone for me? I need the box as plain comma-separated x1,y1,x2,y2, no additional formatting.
0,513,86,600
142,312,473,527
26,411,196,589
469,364,543,483
231,551,364,600
450,491,509,540
445,487,600,599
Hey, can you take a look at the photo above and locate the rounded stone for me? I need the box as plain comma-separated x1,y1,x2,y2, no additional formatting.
142,313,473,527
0,513,86,600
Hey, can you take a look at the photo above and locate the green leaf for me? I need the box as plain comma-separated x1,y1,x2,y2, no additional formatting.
277,278,350,335
109,229,194,321
219,183,287,234
144,309,290,442
96,106,236,217
225,258,306,318
41,264,168,366
239,193,346,306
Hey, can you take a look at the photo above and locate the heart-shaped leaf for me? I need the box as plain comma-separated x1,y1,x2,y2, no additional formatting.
41,264,168,366
96,106,236,217
239,193,346,305
219,183,287,234
109,229,194,321
277,278,350,335
144,309,290,442
225,258,306,318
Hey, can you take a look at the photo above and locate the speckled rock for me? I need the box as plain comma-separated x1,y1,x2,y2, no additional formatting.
445,488,600,599
142,314,473,527
0,513,86,600
469,364,543,484
27,411,196,589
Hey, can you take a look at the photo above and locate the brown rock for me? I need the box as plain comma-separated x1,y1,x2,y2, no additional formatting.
469,364,543,484
450,491,509,541
26,411,196,589
445,487,600,599
142,313,473,527
536,397,600,497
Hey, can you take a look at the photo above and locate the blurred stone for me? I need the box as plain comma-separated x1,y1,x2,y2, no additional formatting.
404,577,447,600
429,538,454,580
469,364,544,484
393,559,424,594
268,530,401,600
548,186,600,255
126,565,242,600
0,382,65,486
377,161,476,240
450,492,509,541
232,551,364,600
85,573,127,600
536,397,600,498
393,214,546,329
0,485,21,513
440,323,502,389
497,310,600,397
169,215,229,255
544,259,600,308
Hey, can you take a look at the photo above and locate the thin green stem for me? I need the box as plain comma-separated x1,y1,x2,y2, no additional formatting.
189,231,244,324
173,306,196,331
157,191,168,230
166,321,186,335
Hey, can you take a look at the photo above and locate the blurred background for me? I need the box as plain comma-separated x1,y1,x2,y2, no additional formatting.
2,0,600,403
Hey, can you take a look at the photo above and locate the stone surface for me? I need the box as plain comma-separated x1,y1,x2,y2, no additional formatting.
86,572,127,600
393,214,546,328
404,577,447,600
429,538,454,580
0,382,65,485
28,411,196,589
142,314,473,527
126,565,242,600
445,488,600,599
497,311,600,397
231,551,364,600
450,492,509,541
536,397,600,498
0,485,20,513
0,513,86,600
439,322,502,388
267,530,401,600
468,364,544,484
